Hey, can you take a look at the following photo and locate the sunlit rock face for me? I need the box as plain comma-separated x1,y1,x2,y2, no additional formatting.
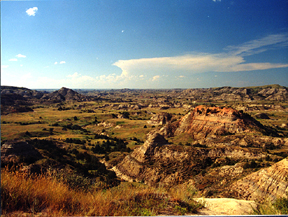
147,112,172,125
230,158,288,202
160,105,266,140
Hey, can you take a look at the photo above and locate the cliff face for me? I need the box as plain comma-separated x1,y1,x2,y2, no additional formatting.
230,158,288,202
160,106,267,140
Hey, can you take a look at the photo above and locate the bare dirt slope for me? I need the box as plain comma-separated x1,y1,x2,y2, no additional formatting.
192,198,257,215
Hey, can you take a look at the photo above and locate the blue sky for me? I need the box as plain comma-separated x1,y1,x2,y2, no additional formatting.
1,0,288,89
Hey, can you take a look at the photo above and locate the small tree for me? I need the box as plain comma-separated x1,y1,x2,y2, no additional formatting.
49,128,54,135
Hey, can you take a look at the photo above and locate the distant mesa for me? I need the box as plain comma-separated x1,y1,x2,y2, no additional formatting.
40,87,90,102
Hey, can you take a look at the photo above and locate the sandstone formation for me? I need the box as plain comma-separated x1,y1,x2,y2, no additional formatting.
147,112,172,125
113,131,269,187
230,158,288,202
160,105,268,140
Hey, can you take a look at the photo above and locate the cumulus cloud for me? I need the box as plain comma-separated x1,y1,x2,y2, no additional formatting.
152,75,160,81
26,7,38,16
60,61,66,64
54,62,58,64
113,33,288,81
9,58,18,61
16,54,26,58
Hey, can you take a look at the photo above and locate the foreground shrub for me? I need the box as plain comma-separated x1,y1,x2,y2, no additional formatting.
253,196,288,215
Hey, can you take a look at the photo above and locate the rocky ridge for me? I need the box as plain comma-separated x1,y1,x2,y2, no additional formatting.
160,105,270,140
181,85,288,101
40,87,92,102
230,158,288,202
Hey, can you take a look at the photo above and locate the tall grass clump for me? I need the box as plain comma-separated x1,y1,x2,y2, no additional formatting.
1,168,202,216
1,168,86,216
252,196,288,215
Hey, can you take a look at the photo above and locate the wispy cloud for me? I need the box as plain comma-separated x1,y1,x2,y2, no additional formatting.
113,33,288,80
54,62,58,64
16,54,26,58
225,33,288,56
212,0,221,2
26,7,38,16
60,61,66,64
9,58,18,61
1,65,9,69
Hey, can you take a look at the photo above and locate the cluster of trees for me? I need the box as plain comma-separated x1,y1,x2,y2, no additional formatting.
65,138,86,145
92,139,131,154
28,138,119,187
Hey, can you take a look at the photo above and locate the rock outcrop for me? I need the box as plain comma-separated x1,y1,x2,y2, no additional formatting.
147,112,172,125
113,131,269,187
160,105,268,140
230,158,288,202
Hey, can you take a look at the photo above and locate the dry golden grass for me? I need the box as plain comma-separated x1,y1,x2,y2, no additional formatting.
1,168,202,216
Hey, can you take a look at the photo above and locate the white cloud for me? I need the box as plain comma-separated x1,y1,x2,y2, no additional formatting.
16,54,26,58
9,58,18,61
113,33,288,80
26,7,38,16
67,72,81,79
60,61,66,64
152,75,160,81
54,62,58,64
225,33,288,56
1,65,9,69
212,0,221,2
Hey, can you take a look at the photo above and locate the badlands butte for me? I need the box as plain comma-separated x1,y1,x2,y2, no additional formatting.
1,84,288,214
